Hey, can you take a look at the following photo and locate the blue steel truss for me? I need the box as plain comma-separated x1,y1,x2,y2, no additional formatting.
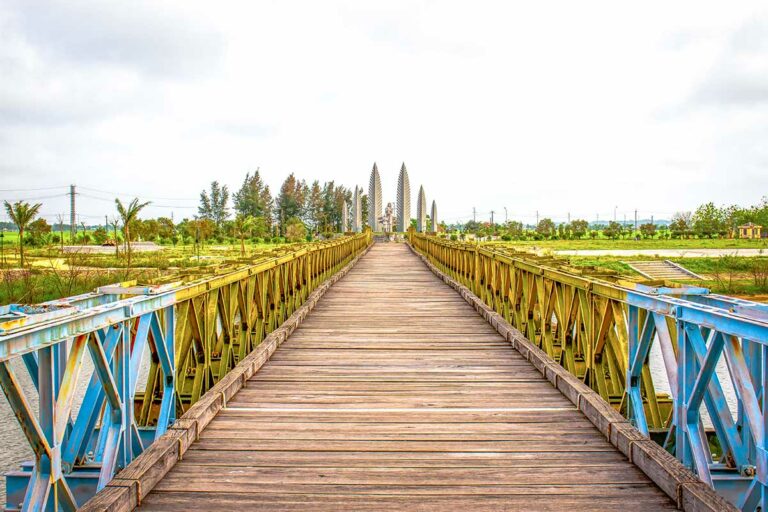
625,287,768,510
0,291,176,511
0,234,371,511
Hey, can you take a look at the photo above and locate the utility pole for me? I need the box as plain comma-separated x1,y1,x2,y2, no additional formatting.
69,184,76,243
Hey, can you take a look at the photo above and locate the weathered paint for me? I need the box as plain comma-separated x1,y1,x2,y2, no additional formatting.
0,233,371,510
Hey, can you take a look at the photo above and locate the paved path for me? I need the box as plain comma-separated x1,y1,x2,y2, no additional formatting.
554,248,766,257
140,243,677,511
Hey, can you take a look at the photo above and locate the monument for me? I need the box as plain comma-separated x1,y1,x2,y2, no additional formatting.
431,200,438,232
368,163,382,231
352,186,362,232
416,185,427,232
396,163,411,232
341,200,349,232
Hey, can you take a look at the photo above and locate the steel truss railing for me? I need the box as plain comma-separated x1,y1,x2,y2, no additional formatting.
0,233,371,511
411,234,768,511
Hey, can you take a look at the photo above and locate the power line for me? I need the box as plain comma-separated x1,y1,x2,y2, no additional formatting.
78,185,197,202
0,193,69,201
0,186,68,192
79,193,197,209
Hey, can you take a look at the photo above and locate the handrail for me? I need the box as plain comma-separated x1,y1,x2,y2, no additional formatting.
0,233,371,510
410,233,768,511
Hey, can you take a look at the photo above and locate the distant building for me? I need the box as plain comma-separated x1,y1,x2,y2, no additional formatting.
738,223,763,239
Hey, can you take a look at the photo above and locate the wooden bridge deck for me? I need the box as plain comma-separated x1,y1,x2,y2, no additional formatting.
140,244,677,511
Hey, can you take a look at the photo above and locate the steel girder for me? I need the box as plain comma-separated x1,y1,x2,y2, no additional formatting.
411,234,768,511
0,233,371,510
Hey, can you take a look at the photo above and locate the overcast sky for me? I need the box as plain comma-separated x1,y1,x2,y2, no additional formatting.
1,1,766,226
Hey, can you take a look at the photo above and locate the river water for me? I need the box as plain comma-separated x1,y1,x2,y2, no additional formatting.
0,343,152,507
0,338,741,506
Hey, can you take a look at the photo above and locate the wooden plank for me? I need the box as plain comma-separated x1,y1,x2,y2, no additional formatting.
139,491,676,512
133,244,679,511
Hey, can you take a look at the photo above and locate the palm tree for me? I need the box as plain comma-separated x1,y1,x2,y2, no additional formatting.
234,214,256,256
4,201,42,267
115,198,150,268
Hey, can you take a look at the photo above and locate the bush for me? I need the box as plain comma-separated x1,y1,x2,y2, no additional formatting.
252,237,263,244
450,234,458,241
501,234,512,241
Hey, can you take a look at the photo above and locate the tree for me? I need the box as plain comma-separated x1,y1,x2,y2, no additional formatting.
28,218,52,245
284,217,307,242
536,218,556,238
603,221,623,239
305,180,324,231
260,185,274,230
199,181,230,231
321,181,342,233
233,169,273,237
92,227,109,245
115,198,151,268
570,219,589,239
464,220,481,233
670,211,692,239
157,217,175,239
503,221,524,239
234,214,256,256
360,194,369,229
4,201,42,266
692,202,726,238
275,174,306,234
134,219,160,241
639,223,657,239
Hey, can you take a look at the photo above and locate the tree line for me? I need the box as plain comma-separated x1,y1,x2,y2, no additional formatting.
454,198,768,241
195,170,360,241
2,169,367,266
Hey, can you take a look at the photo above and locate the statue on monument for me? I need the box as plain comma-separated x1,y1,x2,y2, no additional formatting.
379,202,395,235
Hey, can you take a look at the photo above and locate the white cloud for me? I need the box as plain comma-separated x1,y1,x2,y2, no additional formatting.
0,0,766,225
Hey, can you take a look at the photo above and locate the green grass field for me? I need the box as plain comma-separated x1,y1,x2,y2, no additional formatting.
485,238,768,250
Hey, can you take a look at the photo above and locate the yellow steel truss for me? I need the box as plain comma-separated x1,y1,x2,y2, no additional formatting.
410,234,672,429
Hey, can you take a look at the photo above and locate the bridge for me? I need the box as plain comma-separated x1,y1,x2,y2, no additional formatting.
1,233,767,511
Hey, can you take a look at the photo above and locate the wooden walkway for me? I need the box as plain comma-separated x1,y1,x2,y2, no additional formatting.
140,244,677,511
